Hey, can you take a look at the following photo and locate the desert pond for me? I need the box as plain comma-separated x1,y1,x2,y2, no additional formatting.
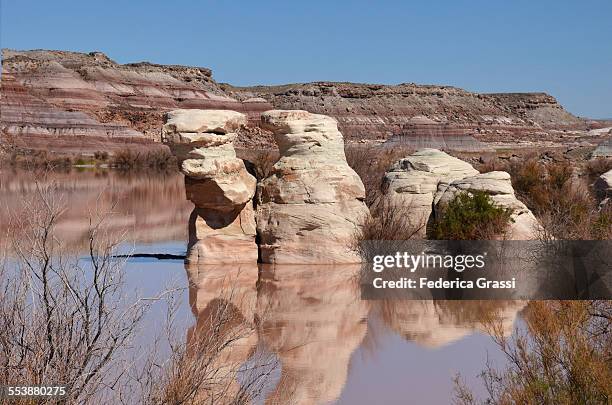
1,169,519,404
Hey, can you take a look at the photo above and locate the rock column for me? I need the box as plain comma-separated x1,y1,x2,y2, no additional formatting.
256,110,369,264
162,109,258,263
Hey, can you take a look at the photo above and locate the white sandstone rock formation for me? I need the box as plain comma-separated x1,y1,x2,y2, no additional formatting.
162,109,258,263
256,110,369,264
435,171,541,240
383,149,479,234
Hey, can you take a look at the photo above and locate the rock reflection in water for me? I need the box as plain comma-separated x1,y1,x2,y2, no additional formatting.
376,300,526,348
257,265,368,405
0,169,192,250
185,263,526,404
185,262,260,402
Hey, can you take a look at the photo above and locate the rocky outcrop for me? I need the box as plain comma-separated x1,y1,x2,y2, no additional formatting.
383,149,540,239
2,49,587,153
483,92,586,129
231,82,586,143
1,49,273,151
592,138,612,158
256,110,369,264
383,149,479,235
435,171,541,240
162,109,258,264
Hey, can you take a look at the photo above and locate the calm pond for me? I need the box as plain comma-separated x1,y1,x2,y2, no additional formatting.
1,169,520,404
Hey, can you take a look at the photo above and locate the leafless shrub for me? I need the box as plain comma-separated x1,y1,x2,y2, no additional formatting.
353,195,425,259
237,149,279,180
505,158,610,240
134,291,277,405
93,150,109,161
585,157,612,182
0,179,151,403
453,300,612,404
345,145,415,206
0,177,275,404
111,147,177,172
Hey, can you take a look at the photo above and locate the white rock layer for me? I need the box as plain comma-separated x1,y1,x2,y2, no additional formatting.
256,110,369,263
162,109,258,263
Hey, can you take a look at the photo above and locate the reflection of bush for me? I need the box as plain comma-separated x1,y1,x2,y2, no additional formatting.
432,191,514,240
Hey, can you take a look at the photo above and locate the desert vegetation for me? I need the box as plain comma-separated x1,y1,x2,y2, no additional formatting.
431,191,514,240
454,300,612,404
482,157,611,240
345,144,415,206
0,177,274,404
0,132,178,173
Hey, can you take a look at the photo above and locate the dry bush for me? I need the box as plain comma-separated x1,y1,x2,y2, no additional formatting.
0,178,274,404
585,157,612,182
111,147,177,172
473,158,509,174
5,149,73,170
345,144,415,206
0,180,151,403
353,195,425,260
357,195,425,242
133,291,277,405
454,300,612,404
236,149,279,180
506,158,610,240
93,150,109,161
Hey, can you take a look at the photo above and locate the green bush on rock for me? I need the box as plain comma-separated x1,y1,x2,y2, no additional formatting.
432,190,514,240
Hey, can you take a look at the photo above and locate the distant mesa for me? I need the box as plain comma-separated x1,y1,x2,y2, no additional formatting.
0,48,590,154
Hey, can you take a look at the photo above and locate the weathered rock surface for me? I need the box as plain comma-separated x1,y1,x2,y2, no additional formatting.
383,149,479,234
256,110,369,264
231,82,586,144
1,49,273,151
163,109,258,263
2,49,587,153
435,171,541,240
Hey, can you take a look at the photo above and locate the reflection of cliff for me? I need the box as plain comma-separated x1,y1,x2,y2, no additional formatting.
0,170,192,250
377,300,526,348
257,265,369,405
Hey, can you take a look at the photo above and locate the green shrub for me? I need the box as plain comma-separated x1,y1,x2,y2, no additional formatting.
431,191,514,240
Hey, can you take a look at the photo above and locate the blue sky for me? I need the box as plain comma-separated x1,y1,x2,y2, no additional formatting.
1,0,611,118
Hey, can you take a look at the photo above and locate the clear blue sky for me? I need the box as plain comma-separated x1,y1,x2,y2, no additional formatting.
1,0,611,118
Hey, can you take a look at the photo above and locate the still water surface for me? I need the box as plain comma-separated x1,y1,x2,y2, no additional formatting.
1,169,520,404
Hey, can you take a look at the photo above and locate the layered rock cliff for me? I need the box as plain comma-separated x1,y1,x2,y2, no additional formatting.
1,49,587,153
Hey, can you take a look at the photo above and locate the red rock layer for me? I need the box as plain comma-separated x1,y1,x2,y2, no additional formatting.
1,49,586,152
